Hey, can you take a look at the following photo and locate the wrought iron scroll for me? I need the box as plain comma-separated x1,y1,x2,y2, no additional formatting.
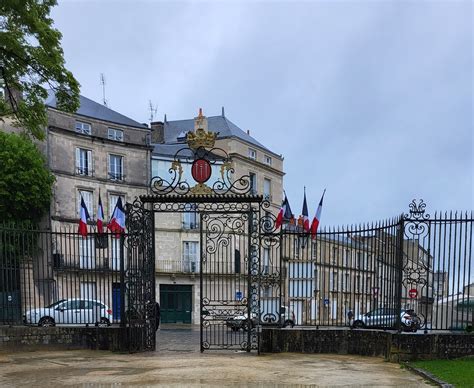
150,146,252,196
259,200,282,325
125,199,155,351
401,199,430,303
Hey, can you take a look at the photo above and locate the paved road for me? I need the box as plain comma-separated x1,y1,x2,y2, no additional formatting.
0,325,431,387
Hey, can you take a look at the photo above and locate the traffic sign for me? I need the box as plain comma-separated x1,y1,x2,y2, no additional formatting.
409,288,418,299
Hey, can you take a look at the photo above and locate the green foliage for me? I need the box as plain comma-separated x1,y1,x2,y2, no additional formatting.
0,0,80,140
0,131,54,224
410,357,474,387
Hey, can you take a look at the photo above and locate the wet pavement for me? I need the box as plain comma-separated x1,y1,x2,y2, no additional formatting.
0,324,431,387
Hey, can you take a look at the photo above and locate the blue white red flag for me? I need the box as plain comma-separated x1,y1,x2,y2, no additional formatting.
97,193,105,234
78,196,90,237
302,188,310,232
310,189,326,239
107,197,126,235
275,196,288,229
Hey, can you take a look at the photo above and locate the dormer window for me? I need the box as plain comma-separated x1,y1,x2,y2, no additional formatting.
177,131,188,142
75,121,91,135
108,128,123,142
264,155,272,165
248,148,257,160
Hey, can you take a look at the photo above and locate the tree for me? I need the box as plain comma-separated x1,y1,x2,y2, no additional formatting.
0,131,54,224
0,0,80,140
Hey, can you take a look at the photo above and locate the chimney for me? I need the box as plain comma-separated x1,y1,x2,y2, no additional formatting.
150,121,165,144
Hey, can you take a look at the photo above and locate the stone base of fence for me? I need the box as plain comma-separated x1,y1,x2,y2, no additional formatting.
0,326,128,352
260,327,474,361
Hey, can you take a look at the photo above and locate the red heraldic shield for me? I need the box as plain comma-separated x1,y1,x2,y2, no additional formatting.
192,159,212,183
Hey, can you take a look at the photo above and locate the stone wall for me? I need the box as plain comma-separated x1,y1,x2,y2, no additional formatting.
0,326,127,352
260,328,474,362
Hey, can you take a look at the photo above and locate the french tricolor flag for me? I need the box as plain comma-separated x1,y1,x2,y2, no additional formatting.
275,195,289,229
78,196,90,237
97,194,105,234
107,197,126,235
310,189,326,239
302,188,310,232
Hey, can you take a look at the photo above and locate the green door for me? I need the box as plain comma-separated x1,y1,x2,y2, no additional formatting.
160,285,192,323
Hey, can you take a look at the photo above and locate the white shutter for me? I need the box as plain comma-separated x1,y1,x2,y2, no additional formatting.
87,150,92,176
75,148,80,173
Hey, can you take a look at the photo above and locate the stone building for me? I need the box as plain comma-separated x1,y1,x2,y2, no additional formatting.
7,93,152,321
149,109,285,324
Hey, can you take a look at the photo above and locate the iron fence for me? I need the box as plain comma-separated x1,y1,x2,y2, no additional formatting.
0,223,126,326
1,201,472,334
262,203,473,332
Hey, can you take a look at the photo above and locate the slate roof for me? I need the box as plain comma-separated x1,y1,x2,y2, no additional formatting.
45,90,147,129
163,115,270,152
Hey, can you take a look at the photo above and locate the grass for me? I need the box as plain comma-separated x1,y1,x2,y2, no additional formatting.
409,357,474,387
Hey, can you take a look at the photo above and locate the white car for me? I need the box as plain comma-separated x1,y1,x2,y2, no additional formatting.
226,306,296,331
352,308,421,332
24,298,113,327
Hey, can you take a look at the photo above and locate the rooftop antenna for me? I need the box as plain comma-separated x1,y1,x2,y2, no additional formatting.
100,73,108,107
149,100,158,123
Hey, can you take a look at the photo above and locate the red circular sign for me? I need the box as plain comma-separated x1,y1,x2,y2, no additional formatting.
409,288,418,299
191,159,212,183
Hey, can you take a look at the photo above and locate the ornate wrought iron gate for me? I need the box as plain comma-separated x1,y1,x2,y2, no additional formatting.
200,209,260,351
124,201,156,352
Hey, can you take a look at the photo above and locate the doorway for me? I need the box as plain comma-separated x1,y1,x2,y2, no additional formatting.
160,284,192,324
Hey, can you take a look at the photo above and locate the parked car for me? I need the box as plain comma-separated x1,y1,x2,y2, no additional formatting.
352,308,421,332
226,306,295,331
24,298,113,327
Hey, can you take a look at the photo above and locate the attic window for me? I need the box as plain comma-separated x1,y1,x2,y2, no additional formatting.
108,128,123,142
264,155,272,165
177,131,188,142
75,121,91,135
248,148,257,160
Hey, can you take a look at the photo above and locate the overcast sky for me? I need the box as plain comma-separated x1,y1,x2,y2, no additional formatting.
51,0,473,226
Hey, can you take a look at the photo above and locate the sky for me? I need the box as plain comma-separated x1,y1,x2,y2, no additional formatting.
51,0,473,227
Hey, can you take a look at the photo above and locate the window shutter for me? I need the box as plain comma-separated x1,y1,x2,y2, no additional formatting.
75,148,80,173
87,150,92,176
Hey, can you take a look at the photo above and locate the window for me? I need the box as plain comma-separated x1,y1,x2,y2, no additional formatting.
183,241,198,272
183,203,199,229
78,190,93,217
330,271,338,291
314,267,319,290
332,247,338,265
263,178,271,201
109,194,125,217
109,154,123,180
108,128,123,142
75,148,93,176
183,212,199,229
76,121,91,135
263,247,270,274
249,172,257,195
264,155,272,165
344,249,351,267
79,237,95,269
344,273,350,292
357,252,363,269
248,148,257,160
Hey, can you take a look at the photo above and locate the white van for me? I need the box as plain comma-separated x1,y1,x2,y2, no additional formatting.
433,294,473,331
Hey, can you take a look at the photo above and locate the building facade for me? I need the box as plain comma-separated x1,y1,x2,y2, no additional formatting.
149,109,285,324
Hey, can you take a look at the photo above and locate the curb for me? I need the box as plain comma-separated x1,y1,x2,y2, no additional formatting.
403,363,454,388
